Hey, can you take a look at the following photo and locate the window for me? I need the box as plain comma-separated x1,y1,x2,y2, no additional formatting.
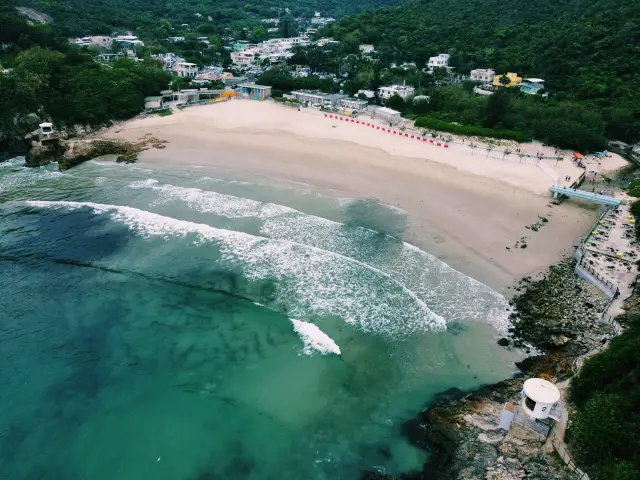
524,396,536,411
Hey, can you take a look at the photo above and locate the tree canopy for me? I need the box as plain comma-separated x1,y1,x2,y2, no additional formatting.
327,0,640,143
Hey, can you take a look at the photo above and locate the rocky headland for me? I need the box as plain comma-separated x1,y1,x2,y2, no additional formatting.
365,257,619,480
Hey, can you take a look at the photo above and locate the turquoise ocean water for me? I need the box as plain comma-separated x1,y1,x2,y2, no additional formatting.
0,157,522,479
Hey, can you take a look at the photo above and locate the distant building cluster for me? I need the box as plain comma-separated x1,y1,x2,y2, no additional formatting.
71,34,145,48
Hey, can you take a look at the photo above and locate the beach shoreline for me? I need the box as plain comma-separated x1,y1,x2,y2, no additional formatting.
99,100,625,292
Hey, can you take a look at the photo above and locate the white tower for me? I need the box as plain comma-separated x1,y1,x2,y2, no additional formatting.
521,378,560,420
39,122,54,139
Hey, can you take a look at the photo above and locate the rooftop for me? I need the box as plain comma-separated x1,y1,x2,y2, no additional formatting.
375,106,401,115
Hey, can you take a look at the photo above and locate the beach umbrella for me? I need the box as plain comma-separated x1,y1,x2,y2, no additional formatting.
573,152,584,159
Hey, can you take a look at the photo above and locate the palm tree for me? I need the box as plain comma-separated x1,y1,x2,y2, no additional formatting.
485,146,493,157
499,74,510,87
518,152,526,163
469,141,476,155
503,149,512,160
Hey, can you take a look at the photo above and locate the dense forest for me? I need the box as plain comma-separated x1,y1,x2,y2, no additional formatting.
22,0,405,37
326,0,640,144
0,2,170,153
568,311,640,480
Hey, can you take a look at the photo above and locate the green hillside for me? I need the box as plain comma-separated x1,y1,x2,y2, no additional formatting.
328,0,640,143
23,0,406,36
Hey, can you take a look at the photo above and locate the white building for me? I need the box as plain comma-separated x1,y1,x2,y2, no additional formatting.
114,35,144,47
316,38,339,47
167,36,185,43
339,98,369,110
521,378,561,420
359,44,375,54
470,68,495,83
175,62,199,77
357,89,376,99
378,85,415,100
310,17,335,27
290,90,346,106
427,53,451,71
72,36,113,48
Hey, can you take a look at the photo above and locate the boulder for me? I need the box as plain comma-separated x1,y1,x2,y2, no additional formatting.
497,338,510,347
25,139,66,167
549,334,570,347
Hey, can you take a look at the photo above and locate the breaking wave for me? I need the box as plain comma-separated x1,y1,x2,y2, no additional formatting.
127,180,511,329
24,201,445,336
291,319,341,356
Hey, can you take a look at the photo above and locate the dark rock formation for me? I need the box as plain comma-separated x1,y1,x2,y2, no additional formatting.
24,139,140,170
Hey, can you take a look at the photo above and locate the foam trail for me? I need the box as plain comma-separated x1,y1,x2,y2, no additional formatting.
24,201,445,336
127,181,511,329
291,320,341,356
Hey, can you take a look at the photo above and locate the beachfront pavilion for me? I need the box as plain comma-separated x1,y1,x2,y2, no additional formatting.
237,83,272,100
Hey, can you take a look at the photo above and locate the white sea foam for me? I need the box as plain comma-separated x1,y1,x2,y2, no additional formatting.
0,167,63,194
0,156,26,168
24,201,445,336
291,319,341,355
126,181,511,330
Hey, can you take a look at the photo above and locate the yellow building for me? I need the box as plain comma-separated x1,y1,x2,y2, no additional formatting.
492,72,523,88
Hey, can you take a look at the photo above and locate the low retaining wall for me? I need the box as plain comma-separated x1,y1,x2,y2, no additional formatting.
575,264,616,298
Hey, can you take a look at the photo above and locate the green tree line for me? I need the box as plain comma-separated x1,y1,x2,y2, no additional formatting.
326,0,640,144
0,4,170,152
568,312,640,479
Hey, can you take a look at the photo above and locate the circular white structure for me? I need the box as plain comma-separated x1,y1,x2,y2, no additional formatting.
521,378,560,420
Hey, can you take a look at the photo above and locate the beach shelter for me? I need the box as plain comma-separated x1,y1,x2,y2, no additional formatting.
573,152,584,159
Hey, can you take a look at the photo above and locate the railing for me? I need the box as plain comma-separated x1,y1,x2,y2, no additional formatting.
550,428,591,479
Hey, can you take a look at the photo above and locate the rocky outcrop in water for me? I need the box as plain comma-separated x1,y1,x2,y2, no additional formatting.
25,139,140,170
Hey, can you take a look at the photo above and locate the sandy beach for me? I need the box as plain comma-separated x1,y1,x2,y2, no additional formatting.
102,100,627,292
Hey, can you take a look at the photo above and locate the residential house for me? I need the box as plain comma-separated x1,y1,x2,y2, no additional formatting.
114,34,144,47
310,16,335,27
359,44,375,54
357,89,376,99
413,95,430,103
427,53,452,72
175,62,199,77
339,98,369,110
492,72,522,88
290,90,346,106
378,85,415,100
470,68,495,83
231,49,258,66
72,36,113,48
167,36,185,43
316,38,339,47
520,78,545,95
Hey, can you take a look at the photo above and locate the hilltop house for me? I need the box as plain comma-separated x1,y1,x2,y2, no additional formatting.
359,44,375,54
378,85,415,100
71,36,113,48
427,53,453,72
520,78,546,95
470,68,495,83
493,72,522,88
175,62,199,77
